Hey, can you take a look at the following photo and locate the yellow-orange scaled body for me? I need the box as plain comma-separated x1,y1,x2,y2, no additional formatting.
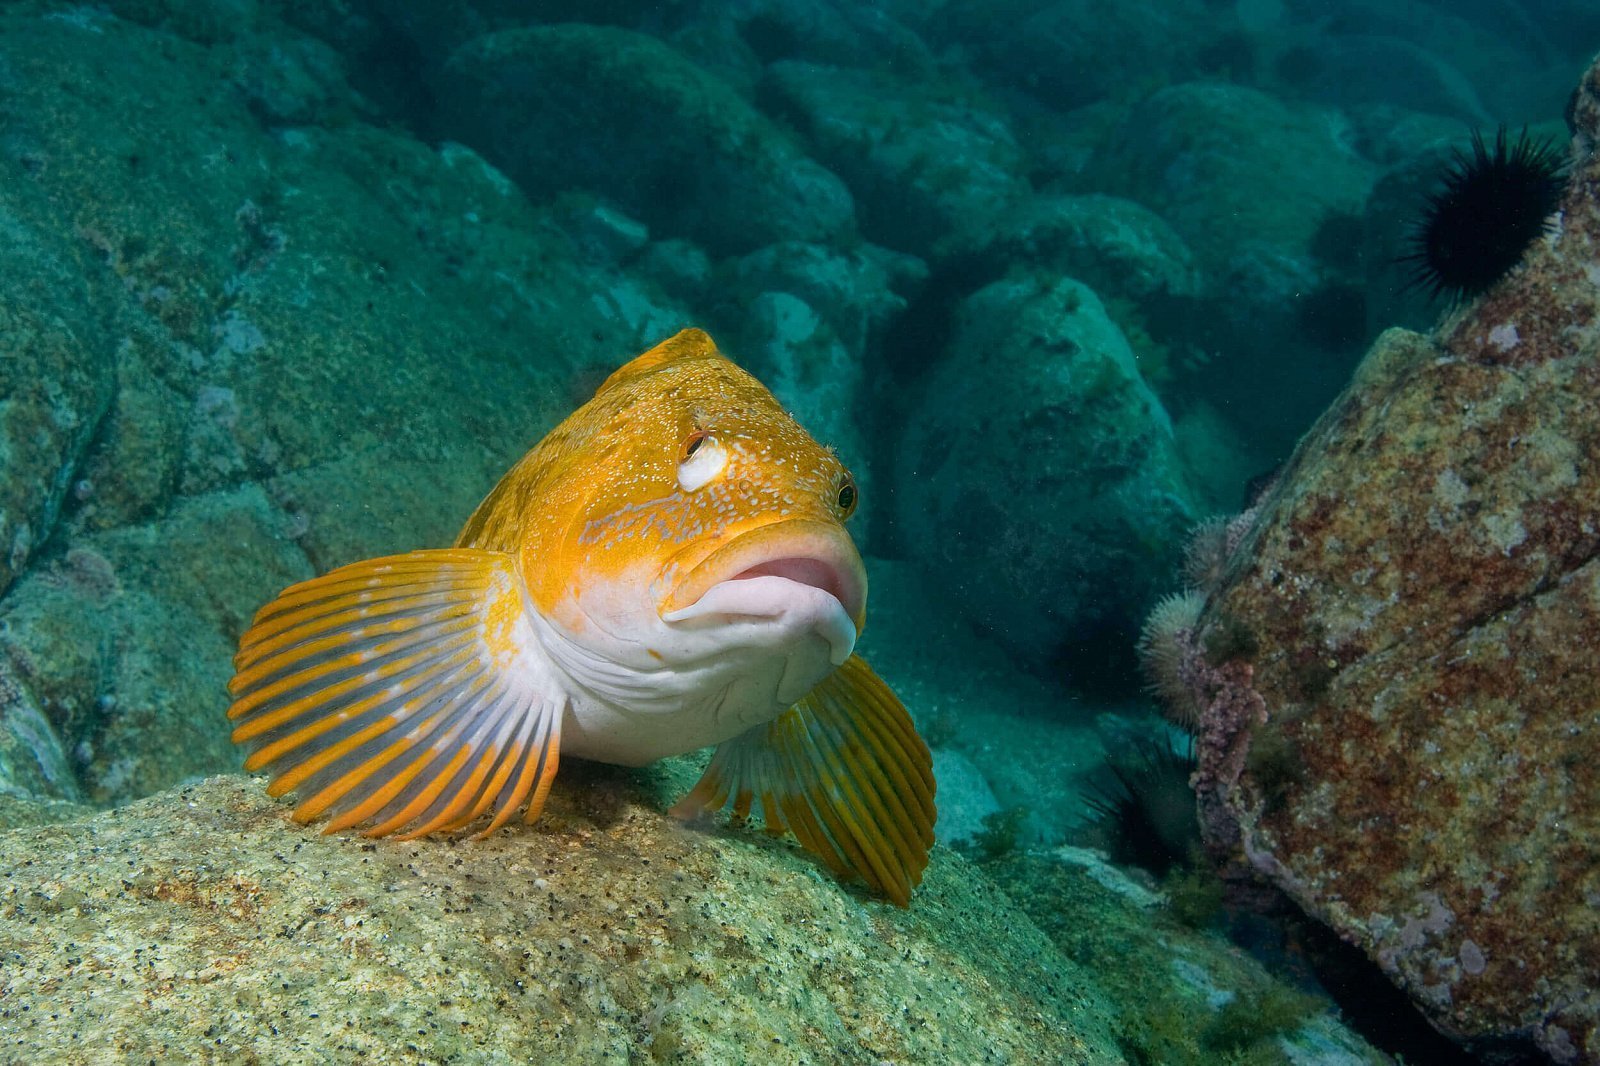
227,329,935,904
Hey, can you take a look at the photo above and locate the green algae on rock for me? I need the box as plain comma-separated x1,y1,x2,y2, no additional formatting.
987,846,1387,1066
0,177,116,600
0,775,1124,1064
761,60,1032,258
434,23,857,256
894,274,1198,668
0,9,690,806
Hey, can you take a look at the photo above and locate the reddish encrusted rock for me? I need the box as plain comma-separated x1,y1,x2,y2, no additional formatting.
1172,53,1600,1064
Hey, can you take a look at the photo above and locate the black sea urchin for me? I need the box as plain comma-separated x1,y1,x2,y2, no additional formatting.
1402,127,1567,302
1082,734,1201,879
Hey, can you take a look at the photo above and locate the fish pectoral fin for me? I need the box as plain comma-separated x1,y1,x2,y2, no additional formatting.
227,548,563,841
670,655,937,906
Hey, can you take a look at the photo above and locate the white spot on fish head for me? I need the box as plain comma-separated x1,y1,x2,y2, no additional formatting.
677,437,729,492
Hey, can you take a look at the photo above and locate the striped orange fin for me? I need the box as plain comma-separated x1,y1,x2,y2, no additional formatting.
228,548,563,840
671,655,937,906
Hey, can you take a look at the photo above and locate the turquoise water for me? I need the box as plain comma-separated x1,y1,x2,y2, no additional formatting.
0,2,1596,1063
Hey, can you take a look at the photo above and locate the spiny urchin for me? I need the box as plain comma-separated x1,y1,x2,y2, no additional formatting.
1081,732,1201,879
1180,516,1232,592
1137,590,1206,728
1181,508,1261,594
1400,126,1568,303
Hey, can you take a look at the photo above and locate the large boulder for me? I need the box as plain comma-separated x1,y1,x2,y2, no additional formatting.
895,274,1198,668
1270,34,1491,125
0,10,689,805
0,182,115,598
1091,81,1375,282
1088,80,1378,449
0,775,1129,1063
941,193,1202,310
726,293,879,539
761,60,1031,257
434,24,857,256
0,771,1386,1064
927,0,1216,112
1160,53,1600,1064
1269,0,1581,121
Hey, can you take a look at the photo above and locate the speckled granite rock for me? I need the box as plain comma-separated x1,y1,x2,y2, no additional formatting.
0,775,1126,1065
435,24,856,256
1165,54,1600,1065
896,274,1197,666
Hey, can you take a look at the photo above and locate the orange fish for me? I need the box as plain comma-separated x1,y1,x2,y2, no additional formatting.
227,329,935,904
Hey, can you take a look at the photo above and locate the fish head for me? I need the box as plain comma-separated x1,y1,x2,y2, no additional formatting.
507,329,867,713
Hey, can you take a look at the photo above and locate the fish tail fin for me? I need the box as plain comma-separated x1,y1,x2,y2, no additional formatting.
227,548,563,840
671,655,937,906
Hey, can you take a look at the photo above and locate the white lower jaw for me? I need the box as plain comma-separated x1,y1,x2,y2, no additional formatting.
535,572,858,766
660,575,857,666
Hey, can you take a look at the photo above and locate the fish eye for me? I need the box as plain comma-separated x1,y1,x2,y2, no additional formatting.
682,430,709,460
837,477,857,517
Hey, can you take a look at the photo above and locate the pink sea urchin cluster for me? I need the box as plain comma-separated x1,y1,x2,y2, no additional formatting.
1139,504,1261,728
1136,589,1205,727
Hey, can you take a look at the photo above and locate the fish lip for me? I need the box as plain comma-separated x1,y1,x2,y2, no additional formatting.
661,518,867,631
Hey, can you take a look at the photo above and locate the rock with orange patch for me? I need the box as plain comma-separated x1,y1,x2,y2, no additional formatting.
1171,54,1600,1065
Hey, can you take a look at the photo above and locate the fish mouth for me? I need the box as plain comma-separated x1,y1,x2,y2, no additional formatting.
660,519,867,663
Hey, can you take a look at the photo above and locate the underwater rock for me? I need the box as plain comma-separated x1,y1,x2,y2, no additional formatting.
0,11,689,802
634,237,716,308
928,750,1001,849
0,662,79,805
943,193,1202,307
435,24,856,256
857,558,1112,850
991,845,1387,1065
0,487,305,805
1170,54,1600,1064
0,184,116,599
1093,81,1375,283
668,0,938,93
761,60,1031,257
927,0,1215,112
720,239,921,354
1090,79,1378,450
0,775,1127,1064
1275,0,1578,122
1271,34,1491,126
895,274,1197,668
